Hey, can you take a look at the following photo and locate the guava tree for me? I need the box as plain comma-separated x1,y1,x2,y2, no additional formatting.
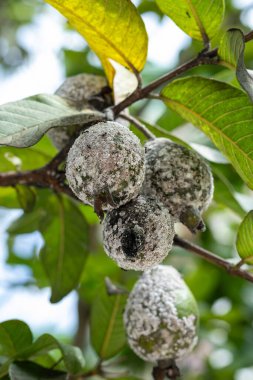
0,1,253,379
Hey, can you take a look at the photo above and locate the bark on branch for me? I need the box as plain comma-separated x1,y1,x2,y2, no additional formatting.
174,235,253,284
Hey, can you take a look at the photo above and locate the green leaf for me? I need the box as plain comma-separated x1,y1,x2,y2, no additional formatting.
0,320,85,377
0,94,103,147
9,362,67,380
21,334,85,375
15,186,36,213
90,285,127,359
0,320,33,358
40,196,89,302
44,0,148,84
236,211,253,264
161,76,253,189
219,28,253,101
0,188,19,209
213,169,245,218
156,0,224,42
7,208,49,235
79,245,121,305
0,360,12,378
0,136,56,173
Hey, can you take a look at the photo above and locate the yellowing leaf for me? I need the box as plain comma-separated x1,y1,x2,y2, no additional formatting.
45,0,148,85
156,0,225,43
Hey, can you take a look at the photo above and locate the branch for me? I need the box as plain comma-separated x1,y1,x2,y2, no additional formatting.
120,113,155,140
112,54,214,116
0,139,77,199
245,30,253,42
174,235,253,283
112,29,253,116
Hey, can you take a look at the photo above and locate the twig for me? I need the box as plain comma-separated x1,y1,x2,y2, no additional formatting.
174,235,253,283
120,113,155,140
0,167,75,198
112,29,253,116
112,54,214,116
0,138,77,198
245,30,253,42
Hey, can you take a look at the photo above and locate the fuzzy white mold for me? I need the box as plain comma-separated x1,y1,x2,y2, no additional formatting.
124,265,199,362
66,121,145,211
103,196,174,270
143,138,213,231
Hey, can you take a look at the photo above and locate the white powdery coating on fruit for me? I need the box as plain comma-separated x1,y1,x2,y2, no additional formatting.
66,122,145,209
48,74,109,150
103,196,174,270
143,138,214,220
55,73,107,103
124,265,198,362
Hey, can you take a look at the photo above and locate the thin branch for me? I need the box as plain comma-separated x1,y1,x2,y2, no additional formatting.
112,29,253,116
112,54,215,116
1,30,253,201
174,235,253,283
0,139,77,199
245,30,253,42
120,113,155,140
0,167,75,197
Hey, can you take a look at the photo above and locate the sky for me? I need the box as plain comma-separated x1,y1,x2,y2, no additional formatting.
0,0,253,352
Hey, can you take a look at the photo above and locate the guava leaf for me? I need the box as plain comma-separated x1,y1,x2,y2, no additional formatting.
0,320,33,377
156,0,224,42
219,28,253,101
40,196,89,303
44,0,148,85
9,362,67,380
161,77,253,189
90,285,127,359
236,211,253,264
0,320,33,358
21,334,85,375
0,320,85,377
0,94,103,148
0,137,56,172
15,185,36,213
213,169,245,218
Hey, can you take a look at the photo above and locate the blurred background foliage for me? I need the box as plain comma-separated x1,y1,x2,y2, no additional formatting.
1,1,253,379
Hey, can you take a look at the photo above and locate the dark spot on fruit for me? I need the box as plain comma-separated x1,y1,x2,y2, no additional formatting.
121,226,144,258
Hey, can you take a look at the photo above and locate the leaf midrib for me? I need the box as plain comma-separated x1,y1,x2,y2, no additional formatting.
186,0,209,42
55,2,137,73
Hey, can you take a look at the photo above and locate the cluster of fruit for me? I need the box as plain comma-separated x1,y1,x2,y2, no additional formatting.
49,74,214,365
